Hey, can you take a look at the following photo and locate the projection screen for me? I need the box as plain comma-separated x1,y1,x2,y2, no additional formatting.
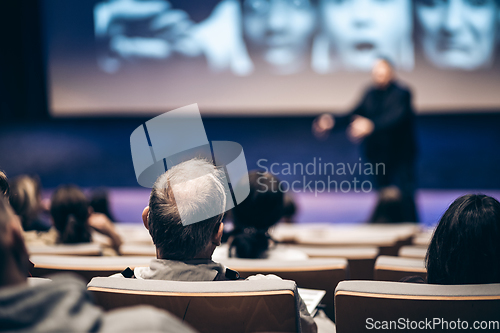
43,0,500,116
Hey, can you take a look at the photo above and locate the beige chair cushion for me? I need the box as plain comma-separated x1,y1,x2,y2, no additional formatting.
374,256,426,282
220,258,348,320
31,255,152,282
27,243,102,256
88,277,300,333
335,280,500,332
398,246,427,259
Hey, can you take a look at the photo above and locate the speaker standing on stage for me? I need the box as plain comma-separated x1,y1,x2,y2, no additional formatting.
347,58,418,222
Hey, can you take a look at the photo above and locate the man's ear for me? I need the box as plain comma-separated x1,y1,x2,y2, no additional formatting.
212,222,224,246
142,206,150,230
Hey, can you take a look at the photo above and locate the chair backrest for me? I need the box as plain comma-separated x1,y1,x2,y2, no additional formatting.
335,280,500,333
30,255,152,282
119,244,156,256
413,230,434,246
374,256,426,282
114,223,154,245
219,258,348,320
271,223,419,256
88,277,299,333
27,277,52,287
290,245,379,280
27,243,102,256
398,245,427,259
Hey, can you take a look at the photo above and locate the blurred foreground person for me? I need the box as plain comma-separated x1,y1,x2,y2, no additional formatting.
347,58,417,222
119,158,326,332
426,194,500,285
9,175,51,232
227,171,307,259
0,196,196,332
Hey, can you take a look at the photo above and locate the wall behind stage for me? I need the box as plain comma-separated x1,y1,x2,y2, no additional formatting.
1,114,499,190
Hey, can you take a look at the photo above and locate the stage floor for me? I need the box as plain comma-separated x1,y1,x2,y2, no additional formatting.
73,188,500,228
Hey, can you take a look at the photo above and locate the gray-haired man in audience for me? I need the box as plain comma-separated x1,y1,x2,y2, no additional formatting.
0,194,195,332
124,158,329,332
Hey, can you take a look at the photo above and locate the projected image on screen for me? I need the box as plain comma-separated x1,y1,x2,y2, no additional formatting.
43,0,500,115
415,0,499,70
93,0,320,76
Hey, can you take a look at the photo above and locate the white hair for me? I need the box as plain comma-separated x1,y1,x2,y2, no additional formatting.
155,158,227,226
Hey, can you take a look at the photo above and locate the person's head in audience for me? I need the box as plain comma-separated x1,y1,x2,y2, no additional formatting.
9,175,43,231
229,171,284,258
90,188,115,222
51,185,92,244
0,171,9,198
426,194,500,284
369,186,405,223
282,193,297,223
143,158,226,260
0,196,31,287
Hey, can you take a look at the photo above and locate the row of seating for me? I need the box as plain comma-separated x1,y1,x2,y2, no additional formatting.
30,254,429,319
25,275,500,333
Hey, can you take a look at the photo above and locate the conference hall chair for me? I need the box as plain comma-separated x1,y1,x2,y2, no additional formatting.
412,229,434,247
27,277,52,287
30,255,152,282
27,243,103,256
219,258,348,320
271,223,419,256
335,280,500,332
88,277,301,333
119,244,157,256
374,256,426,282
113,223,154,245
288,245,379,280
398,245,427,259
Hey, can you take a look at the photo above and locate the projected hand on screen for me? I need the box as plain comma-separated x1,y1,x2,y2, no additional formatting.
313,0,414,72
94,0,201,73
415,0,499,70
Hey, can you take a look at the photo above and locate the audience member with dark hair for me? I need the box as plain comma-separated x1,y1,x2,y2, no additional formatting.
122,159,320,333
282,193,298,223
90,188,116,222
51,185,122,252
0,171,9,198
9,175,51,232
0,195,197,332
229,172,284,258
369,186,406,223
51,185,93,244
227,171,306,260
426,194,500,285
